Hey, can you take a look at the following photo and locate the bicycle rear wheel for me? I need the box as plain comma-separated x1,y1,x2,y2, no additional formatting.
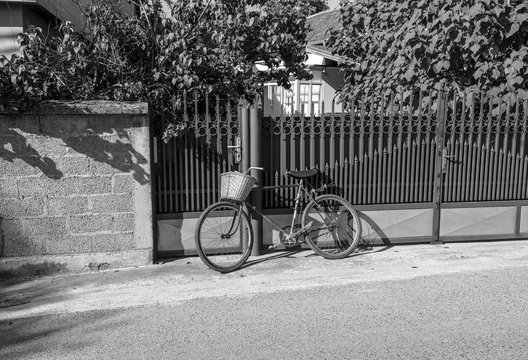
302,194,361,259
195,201,253,273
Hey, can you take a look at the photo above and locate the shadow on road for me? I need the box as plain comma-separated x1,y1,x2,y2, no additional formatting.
0,309,127,360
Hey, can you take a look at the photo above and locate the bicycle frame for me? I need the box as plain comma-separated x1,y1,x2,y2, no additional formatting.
242,180,319,243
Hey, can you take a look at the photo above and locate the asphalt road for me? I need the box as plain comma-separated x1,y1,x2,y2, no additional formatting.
2,266,528,360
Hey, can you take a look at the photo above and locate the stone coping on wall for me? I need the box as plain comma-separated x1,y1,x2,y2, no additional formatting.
1,100,148,116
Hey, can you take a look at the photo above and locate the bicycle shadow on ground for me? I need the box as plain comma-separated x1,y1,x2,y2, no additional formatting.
241,248,307,270
239,242,393,271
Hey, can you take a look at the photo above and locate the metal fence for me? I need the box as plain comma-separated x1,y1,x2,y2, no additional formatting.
261,91,528,208
152,90,528,215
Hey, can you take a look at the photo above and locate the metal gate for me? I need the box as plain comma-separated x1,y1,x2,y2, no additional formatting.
152,90,528,258
435,92,528,242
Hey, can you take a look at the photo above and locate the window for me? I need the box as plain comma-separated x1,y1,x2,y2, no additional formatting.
264,81,323,116
299,83,321,115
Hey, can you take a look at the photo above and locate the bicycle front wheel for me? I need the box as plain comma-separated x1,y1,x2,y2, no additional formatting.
302,194,361,259
195,201,253,273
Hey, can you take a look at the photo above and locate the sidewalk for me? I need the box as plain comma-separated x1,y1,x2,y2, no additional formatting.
2,240,528,321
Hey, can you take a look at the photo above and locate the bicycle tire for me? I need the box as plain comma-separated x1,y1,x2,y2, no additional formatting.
302,194,361,259
195,201,253,272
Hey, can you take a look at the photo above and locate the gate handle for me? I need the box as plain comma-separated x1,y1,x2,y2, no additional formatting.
228,137,242,163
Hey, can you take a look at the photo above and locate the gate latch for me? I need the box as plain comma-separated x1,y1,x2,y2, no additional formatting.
227,137,242,163
442,148,454,173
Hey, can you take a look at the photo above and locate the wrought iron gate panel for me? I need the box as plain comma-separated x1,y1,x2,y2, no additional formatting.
152,95,240,214
441,92,528,203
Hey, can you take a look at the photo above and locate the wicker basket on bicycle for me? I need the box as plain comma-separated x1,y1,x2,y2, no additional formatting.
219,171,256,202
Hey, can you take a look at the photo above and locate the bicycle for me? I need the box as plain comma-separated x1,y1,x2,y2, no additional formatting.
194,167,362,273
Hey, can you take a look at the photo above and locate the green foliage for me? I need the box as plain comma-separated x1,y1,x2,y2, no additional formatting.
301,0,329,15
0,0,312,117
327,0,528,109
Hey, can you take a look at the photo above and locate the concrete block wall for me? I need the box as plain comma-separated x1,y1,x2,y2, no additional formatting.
0,101,153,278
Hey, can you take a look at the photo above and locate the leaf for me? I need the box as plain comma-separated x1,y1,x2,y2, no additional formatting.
404,68,414,81
506,23,520,38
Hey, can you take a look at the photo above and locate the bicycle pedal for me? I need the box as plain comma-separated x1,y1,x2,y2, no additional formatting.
268,244,279,250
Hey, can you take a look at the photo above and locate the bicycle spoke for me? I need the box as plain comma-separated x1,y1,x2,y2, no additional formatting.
302,195,361,259
195,202,252,272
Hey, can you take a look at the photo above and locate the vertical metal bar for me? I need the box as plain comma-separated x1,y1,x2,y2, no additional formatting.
464,91,474,201
419,139,426,202
514,155,521,200
501,97,510,199
381,148,388,203
458,93,468,201
485,95,493,200
348,98,355,203
402,142,408,202
353,156,359,204
518,98,527,199
406,90,414,203
415,91,424,202
432,92,447,243
510,95,520,199
162,135,168,213
300,113,306,169
475,92,485,201
310,103,316,169
250,106,263,256
330,106,336,173
453,140,461,202
344,158,350,203
239,100,251,251
446,92,458,202
389,144,397,203
505,152,513,200
361,154,368,203
280,113,286,206
492,95,501,200
367,93,375,203
168,143,173,213
395,93,403,202
388,93,395,202
340,109,346,192
410,140,417,202
422,93,432,202
522,157,528,199
497,149,505,200
378,95,385,204
320,105,326,172
240,101,250,173
182,93,193,211
469,143,478,202
372,150,378,204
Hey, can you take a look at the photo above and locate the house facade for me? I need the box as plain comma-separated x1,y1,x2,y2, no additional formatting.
0,0,135,57
262,9,344,117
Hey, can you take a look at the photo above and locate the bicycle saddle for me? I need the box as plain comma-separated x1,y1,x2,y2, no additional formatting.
286,167,318,179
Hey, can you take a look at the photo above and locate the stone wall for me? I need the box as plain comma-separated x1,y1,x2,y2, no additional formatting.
0,101,153,279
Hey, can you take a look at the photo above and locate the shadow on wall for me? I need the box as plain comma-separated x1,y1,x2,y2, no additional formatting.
0,129,63,179
0,105,150,184
63,133,150,185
